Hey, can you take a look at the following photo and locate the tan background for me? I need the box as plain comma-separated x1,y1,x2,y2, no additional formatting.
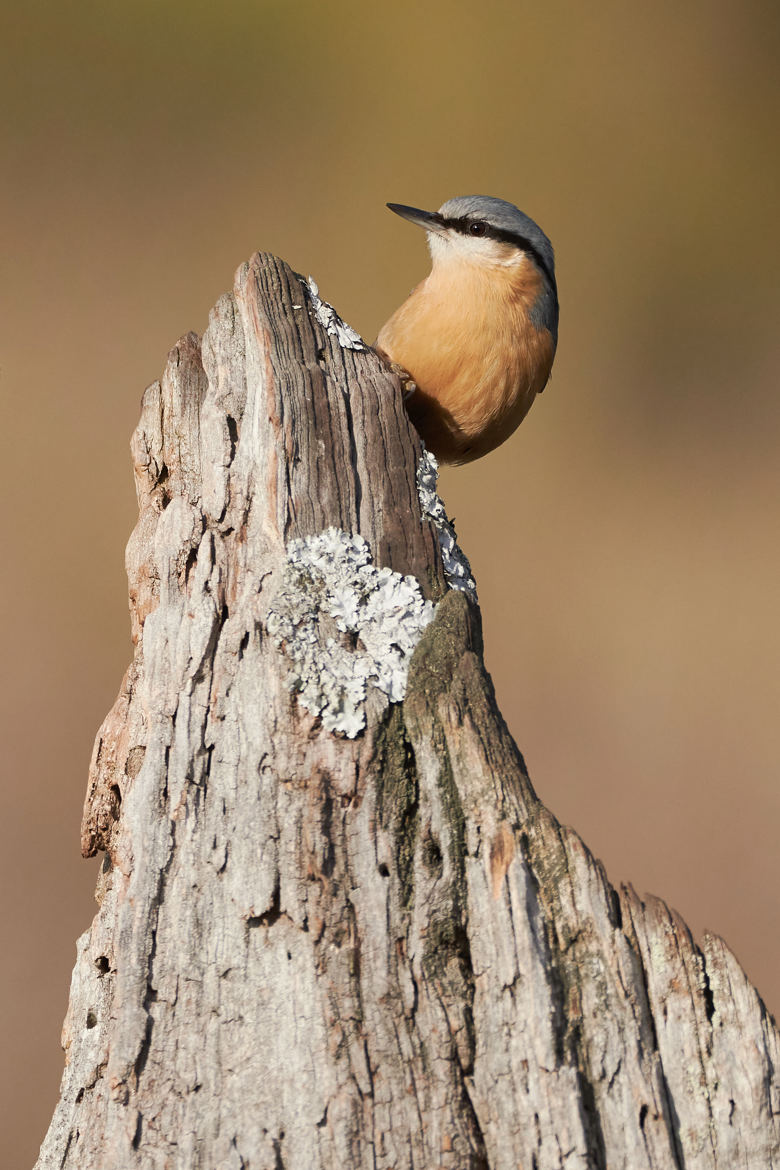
2,1,778,1163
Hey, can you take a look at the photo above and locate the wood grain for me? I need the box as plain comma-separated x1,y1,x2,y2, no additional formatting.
36,253,779,1170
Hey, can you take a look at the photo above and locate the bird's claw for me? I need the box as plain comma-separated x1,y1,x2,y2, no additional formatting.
387,360,417,400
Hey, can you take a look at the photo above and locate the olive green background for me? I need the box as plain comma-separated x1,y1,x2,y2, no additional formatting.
2,2,778,1163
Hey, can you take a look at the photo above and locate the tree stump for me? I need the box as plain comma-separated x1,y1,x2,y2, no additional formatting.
36,253,780,1170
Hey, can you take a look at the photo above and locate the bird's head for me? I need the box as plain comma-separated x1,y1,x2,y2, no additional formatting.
387,195,556,285
387,195,558,342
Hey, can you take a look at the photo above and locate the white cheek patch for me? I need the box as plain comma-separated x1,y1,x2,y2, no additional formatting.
427,230,525,269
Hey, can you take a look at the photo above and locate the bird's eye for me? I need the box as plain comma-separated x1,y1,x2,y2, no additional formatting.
469,221,487,237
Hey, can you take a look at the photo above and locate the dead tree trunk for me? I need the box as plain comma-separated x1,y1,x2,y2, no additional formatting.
36,253,779,1170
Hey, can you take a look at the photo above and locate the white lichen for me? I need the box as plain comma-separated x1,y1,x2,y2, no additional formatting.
266,528,435,738
304,277,366,351
416,447,478,600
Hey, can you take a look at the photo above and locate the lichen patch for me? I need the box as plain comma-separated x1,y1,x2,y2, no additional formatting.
417,448,477,600
266,528,435,738
304,278,366,351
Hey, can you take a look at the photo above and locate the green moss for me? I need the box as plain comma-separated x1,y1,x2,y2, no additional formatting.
422,913,461,980
419,741,470,998
424,562,448,603
374,706,419,910
406,589,479,702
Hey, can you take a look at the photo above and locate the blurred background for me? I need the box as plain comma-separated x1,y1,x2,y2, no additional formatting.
2,0,778,1162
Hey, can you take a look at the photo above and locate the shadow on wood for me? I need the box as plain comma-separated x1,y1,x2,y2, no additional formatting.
36,253,780,1170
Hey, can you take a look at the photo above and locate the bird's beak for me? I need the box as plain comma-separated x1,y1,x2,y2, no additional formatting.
387,203,446,235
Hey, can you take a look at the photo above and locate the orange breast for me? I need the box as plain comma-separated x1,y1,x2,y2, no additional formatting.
377,261,555,464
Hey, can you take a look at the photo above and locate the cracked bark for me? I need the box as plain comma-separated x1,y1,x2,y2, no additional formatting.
36,253,780,1170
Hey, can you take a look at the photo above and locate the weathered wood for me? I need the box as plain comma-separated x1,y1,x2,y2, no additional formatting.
36,253,780,1170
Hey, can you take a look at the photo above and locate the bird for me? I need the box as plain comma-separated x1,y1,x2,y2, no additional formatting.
375,195,558,464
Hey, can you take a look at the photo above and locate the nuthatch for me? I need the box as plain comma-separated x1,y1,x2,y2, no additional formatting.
376,196,558,464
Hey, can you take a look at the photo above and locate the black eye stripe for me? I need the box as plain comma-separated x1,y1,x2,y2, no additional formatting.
440,214,555,288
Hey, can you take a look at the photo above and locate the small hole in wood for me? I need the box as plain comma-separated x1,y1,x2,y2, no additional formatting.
422,834,443,873
226,415,239,459
86,1011,98,1030
184,546,198,583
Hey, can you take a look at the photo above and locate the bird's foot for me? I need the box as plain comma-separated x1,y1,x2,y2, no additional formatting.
374,346,418,398
386,360,418,400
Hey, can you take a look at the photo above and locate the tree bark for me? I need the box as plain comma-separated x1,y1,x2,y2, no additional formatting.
36,253,780,1170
